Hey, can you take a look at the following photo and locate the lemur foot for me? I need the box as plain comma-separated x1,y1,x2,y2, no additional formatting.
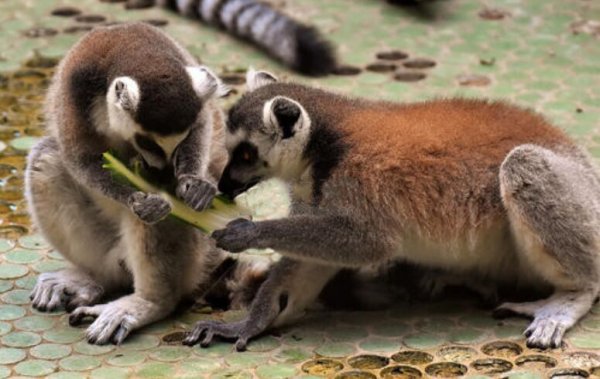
31,270,103,312
69,295,165,345
128,191,171,224
212,218,260,253
183,320,253,351
494,289,596,349
176,175,216,211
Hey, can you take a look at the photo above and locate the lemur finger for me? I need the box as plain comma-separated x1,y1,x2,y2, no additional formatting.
111,324,130,345
188,188,213,211
235,337,248,352
183,326,204,345
200,329,214,347
69,307,94,326
188,183,216,211
46,290,64,311
34,285,54,311
550,326,565,349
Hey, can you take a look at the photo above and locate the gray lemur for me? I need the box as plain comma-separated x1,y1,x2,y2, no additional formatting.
25,22,237,344
184,69,600,350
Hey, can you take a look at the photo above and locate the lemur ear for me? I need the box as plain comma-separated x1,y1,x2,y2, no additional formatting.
186,66,230,99
112,76,140,112
268,97,303,140
246,68,277,92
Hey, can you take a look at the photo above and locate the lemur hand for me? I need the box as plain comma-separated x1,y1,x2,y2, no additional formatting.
212,218,260,253
176,174,216,212
128,191,171,224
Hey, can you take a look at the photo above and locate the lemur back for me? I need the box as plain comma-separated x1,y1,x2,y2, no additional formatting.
183,71,600,351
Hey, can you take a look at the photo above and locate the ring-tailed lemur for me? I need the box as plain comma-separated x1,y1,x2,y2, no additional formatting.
25,22,254,344
156,0,336,76
183,69,600,350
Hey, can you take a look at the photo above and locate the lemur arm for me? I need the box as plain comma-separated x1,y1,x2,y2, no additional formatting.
184,258,338,350
173,123,211,179
212,212,390,267
173,124,217,211
66,153,171,224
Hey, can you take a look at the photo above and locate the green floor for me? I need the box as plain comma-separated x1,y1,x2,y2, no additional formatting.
1,0,600,378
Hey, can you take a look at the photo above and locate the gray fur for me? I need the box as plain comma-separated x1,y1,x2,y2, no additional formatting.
25,24,231,344
185,72,600,350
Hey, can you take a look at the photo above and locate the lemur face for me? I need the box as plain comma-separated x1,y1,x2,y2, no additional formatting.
219,70,311,198
105,66,227,169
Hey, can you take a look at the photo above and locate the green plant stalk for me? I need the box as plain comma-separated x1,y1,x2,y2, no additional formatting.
102,152,245,233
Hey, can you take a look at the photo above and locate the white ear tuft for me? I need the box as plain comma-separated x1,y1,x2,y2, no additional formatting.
246,67,278,92
186,66,230,99
111,76,140,112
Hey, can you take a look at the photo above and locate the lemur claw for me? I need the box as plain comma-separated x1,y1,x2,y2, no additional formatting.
176,175,216,212
183,320,250,351
211,218,260,253
128,191,171,224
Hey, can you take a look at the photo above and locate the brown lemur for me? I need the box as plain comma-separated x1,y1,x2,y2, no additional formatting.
184,69,600,350
24,22,263,344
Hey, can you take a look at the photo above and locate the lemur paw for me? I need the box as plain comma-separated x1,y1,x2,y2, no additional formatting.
183,320,251,351
128,191,171,224
524,317,566,349
211,218,260,253
176,175,216,212
69,295,158,345
31,270,103,312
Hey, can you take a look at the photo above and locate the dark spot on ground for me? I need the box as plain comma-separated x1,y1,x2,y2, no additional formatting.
576,107,583,113
480,57,496,66
162,331,187,344
143,19,169,27
376,50,409,60
102,21,123,27
75,14,107,23
403,58,436,69
570,20,600,37
63,25,94,34
332,65,362,76
100,0,126,2
394,71,426,82
51,7,82,17
23,27,58,38
25,54,59,69
478,7,510,20
366,62,397,73
457,74,491,86
125,0,155,9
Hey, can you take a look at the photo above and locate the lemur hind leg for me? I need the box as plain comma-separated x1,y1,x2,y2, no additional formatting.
70,220,212,345
495,144,600,349
25,137,127,311
184,258,339,351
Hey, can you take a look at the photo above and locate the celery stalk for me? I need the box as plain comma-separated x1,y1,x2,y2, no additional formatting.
102,152,246,233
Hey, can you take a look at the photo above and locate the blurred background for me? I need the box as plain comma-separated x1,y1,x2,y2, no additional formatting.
0,1,599,378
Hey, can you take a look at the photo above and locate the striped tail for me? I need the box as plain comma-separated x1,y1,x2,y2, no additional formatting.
158,0,337,76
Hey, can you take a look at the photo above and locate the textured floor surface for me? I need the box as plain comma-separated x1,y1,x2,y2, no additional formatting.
0,0,600,378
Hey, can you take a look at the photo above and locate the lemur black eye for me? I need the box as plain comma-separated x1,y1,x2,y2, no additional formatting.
134,134,166,159
233,142,258,165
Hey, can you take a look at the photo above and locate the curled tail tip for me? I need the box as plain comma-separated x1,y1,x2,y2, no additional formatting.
293,24,337,76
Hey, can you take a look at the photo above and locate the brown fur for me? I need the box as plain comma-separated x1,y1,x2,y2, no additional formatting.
337,99,572,240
